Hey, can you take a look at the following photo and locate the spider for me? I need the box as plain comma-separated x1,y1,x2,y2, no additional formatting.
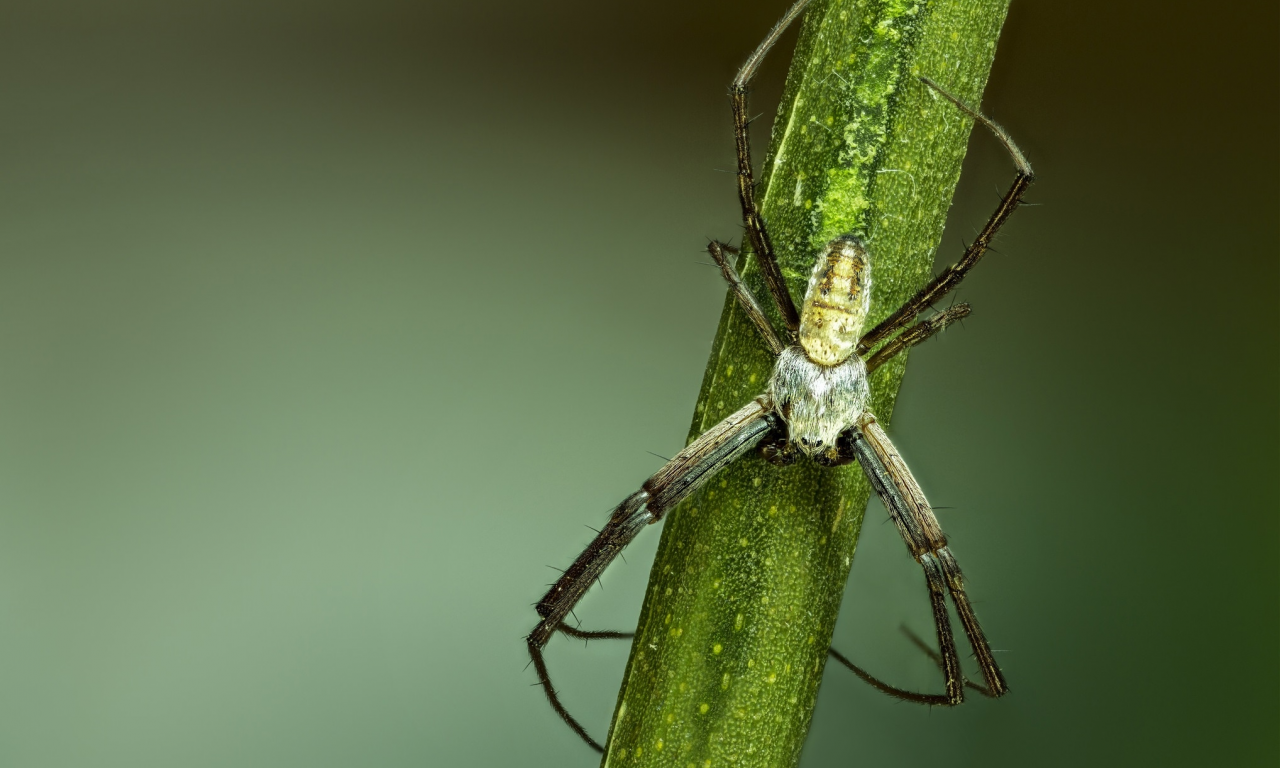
526,0,1034,753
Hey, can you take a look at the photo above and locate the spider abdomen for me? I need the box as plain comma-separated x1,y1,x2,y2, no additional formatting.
799,235,872,367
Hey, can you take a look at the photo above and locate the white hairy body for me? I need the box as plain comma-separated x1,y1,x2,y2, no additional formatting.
768,347,869,453
768,235,873,456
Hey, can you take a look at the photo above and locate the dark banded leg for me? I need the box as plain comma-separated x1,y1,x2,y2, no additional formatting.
836,423,964,702
863,304,970,373
707,241,785,355
527,398,776,752
826,624,997,705
827,647,950,706
845,411,1009,701
898,624,998,698
556,623,634,642
527,493,651,751
857,77,1035,355
729,0,811,336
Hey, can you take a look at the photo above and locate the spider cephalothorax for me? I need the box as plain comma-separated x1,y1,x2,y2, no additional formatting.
768,346,868,457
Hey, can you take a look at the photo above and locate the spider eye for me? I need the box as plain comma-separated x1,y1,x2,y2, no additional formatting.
815,440,824,447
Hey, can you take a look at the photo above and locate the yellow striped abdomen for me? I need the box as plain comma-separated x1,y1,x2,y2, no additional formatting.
798,236,871,367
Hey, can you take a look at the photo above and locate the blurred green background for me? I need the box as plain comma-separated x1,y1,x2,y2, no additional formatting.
0,1,1274,766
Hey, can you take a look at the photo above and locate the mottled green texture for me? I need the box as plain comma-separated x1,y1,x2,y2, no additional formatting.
601,1,1010,766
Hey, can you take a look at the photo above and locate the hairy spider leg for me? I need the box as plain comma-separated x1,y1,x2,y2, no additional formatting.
526,399,775,752
863,303,970,372
556,624,634,642
841,421,963,702
826,623,998,705
707,240,786,355
826,646,952,706
895,623,999,697
546,622,995,711
856,76,1035,355
845,412,1010,701
729,0,813,336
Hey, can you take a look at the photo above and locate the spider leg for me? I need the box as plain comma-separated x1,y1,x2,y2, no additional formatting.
826,623,996,705
844,411,1009,699
813,420,963,703
556,624,634,642
897,623,998,698
857,77,1035,355
863,303,970,374
827,646,950,705
707,240,785,355
527,397,776,752
729,0,812,336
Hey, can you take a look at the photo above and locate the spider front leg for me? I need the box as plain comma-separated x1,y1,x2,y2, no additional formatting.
527,398,776,752
839,411,1009,702
727,0,813,336
706,240,785,355
857,76,1035,355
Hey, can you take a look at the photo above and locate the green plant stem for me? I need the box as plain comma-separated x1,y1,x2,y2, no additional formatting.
601,1,1012,765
